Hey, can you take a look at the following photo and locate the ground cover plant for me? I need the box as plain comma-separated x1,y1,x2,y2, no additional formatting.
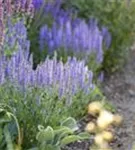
0,0,134,150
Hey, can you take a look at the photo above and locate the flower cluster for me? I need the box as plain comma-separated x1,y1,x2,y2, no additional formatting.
0,0,111,103
39,17,111,63
3,19,30,54
86,101,122,149
0,0,34,46
0,20,94,103
33,0,111,64
0,52,94,101
33,0,62,15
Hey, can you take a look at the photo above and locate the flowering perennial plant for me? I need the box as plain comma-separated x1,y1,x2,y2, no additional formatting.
0,0,34,46
1,19,94,102
0,52,94,101
39,17,111,64
33,0,62,15
3,19,30,54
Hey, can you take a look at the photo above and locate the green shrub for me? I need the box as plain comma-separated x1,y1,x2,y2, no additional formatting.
0,107,90,150
0,83,103,148
64,0,135,72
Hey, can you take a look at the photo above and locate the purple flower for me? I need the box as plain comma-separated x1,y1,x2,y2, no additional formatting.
0,44,95,103
3,19,30,57
102,27,112,49
39,17,109,64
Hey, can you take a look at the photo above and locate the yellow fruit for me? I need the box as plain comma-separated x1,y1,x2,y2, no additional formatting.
97,110,114,130
88,101,102,115
113,114,123,125
102,131,113,142
85,122,96,133
94,134,105,146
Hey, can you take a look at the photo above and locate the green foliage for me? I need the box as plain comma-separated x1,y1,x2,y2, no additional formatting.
35,117,90,150
0,83,103,148
0,81,113,149
0,104,22,150
0,104,90,150
64,0,135,72
57,50,101,74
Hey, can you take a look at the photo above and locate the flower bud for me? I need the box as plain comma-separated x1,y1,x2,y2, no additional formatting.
85,122,96,133
97,110,114,130
102,131,113,142
94,134,105,146
88,101,102,115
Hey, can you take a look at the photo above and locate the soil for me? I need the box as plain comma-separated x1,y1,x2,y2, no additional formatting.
102,48,135,150
65,48,135,150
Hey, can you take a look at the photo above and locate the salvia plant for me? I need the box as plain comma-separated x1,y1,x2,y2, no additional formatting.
39,17,111,64
64,0,135,72
3,19,30,57
0,19,95,104
0,51,94,103
29,0,111,70
0,0,34,47
29,0,70,67
33,0,63,17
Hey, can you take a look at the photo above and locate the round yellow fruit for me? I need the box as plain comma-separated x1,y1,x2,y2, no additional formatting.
94,134,105,146
88,101,102,115
102,131,113,142
85,122,96,133
97,110,114,130
113,114,123,125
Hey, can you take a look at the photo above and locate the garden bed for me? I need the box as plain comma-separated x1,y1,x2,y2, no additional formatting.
65,48,135,150
0,0,135,150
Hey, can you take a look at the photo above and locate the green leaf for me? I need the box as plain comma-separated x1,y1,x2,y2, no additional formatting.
4,125,14,150
0,117,11,124
6,112,12,119
54,126,74,135
61,117,78,131
0,127,3,142
78,132,90,140
60,135,81,146
36,126,54,143
38,125,44,131
54,127,74,145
